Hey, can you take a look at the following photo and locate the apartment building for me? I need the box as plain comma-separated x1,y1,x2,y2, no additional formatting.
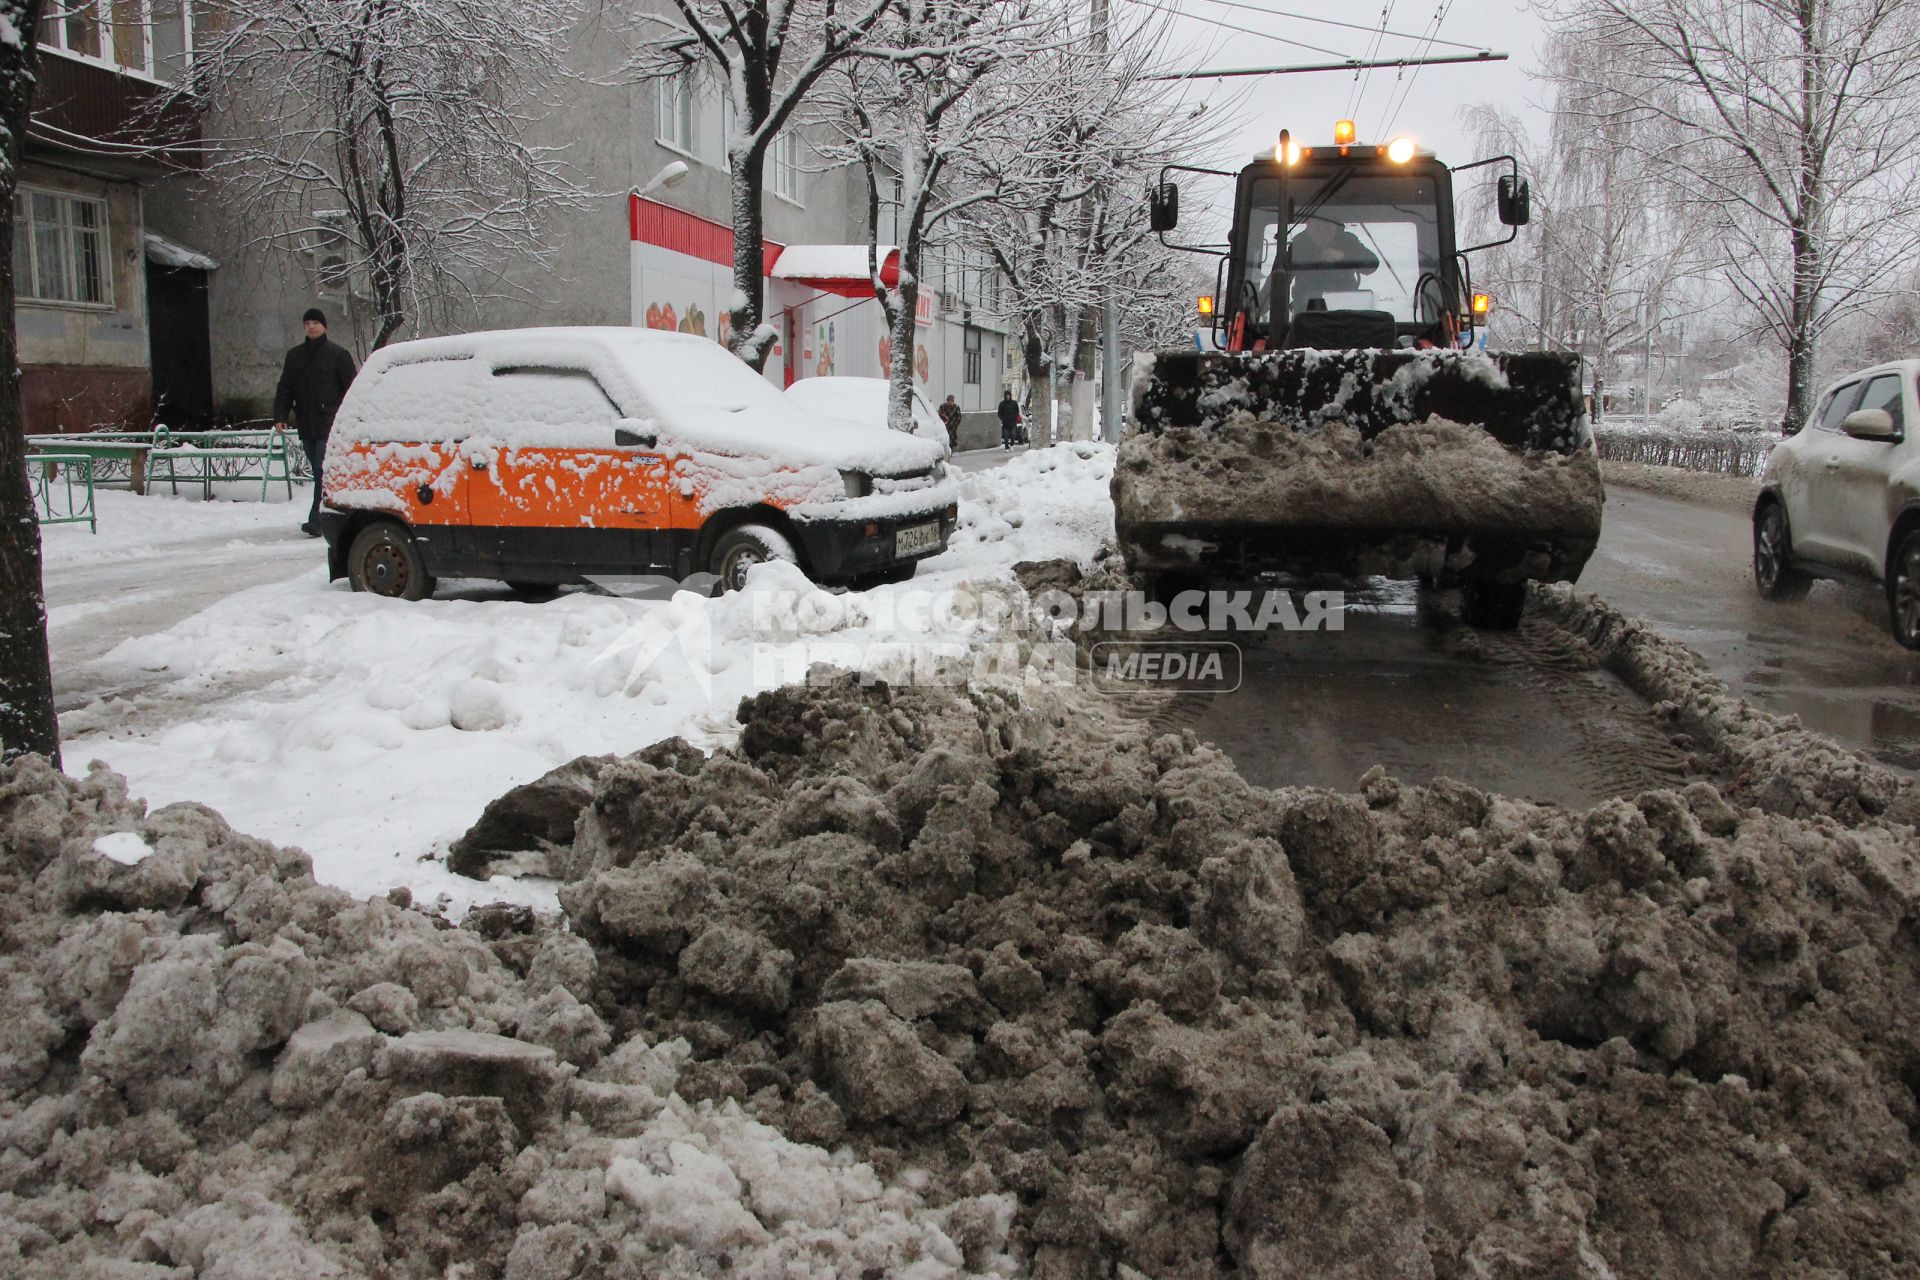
17,2,208,433
139,17,1015,423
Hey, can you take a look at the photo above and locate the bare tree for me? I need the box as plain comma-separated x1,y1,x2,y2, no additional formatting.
1462,32,1709,419
618,0,895,371
954,7,1217,446
0,0,58,766
1542,0,1920,432
163,0,591,350
811,0,1051,431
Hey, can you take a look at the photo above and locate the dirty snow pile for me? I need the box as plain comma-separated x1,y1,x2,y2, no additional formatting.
13,657,1920,1277
0,756,1022,1279
56,445,1115,908
1112,413,1603,541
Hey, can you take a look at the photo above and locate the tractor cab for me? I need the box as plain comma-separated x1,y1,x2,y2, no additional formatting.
1150,124,1526,354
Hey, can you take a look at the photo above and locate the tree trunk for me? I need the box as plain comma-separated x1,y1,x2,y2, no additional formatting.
1024,323,1053,449
729,157,775,371
887,274,919,434
0,1,59,768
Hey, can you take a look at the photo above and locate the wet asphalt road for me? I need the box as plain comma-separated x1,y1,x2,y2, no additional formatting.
1157,481,1920,804
1580,485,1920,773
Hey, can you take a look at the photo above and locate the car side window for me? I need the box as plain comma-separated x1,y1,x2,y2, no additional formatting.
1857,375,1905,435
489,367,621,440
1818,383,1861,433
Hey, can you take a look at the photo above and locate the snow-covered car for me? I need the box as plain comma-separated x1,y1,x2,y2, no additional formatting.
1754,359,1920,648
318,328,958,598
783,377,950,456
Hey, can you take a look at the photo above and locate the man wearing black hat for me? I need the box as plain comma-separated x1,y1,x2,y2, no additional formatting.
274,307,357,536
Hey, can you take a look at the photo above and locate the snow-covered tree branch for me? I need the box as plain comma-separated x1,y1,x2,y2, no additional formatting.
157,0,592,351
1540,0,1920,432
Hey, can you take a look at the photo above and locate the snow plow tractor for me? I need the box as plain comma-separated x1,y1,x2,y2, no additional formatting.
1115,126,1602,629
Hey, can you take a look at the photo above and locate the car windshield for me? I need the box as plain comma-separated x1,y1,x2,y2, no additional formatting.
1239,172,1444,330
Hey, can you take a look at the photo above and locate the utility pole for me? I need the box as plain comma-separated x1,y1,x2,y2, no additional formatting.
1094,0,1122,443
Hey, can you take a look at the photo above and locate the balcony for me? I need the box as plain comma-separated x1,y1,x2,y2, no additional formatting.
28,50,200,177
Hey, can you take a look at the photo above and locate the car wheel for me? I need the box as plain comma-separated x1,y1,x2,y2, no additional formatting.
1888,529,1920,650
709,523,797,592
1461,577,1527,630
1753,501,1813,601
347,522,434,600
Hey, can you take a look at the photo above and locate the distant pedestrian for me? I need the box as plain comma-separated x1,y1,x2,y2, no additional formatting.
274,308,357,536
938,394,962,448
998,392,1022,449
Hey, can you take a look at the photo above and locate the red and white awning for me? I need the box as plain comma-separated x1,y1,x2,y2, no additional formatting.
769,244,899,298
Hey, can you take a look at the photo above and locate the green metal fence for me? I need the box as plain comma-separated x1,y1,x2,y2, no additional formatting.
29,454,97,533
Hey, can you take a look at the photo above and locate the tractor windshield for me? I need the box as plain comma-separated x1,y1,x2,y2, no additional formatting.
1237,170,1447,345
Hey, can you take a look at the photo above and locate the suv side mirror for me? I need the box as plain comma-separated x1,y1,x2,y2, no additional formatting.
1149,182,1180,233
1843,407,1899,440
1497,175,1531,227
615,426,657,448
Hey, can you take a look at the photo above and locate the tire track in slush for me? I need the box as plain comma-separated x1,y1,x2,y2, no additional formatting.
1107,591,1701,808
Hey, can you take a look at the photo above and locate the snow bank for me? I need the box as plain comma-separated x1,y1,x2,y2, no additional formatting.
61,446,1118,905
0,757,1017,1278
21,658,1917,1276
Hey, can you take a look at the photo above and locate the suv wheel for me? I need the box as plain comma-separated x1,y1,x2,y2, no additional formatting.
348,522,435,600
1754,501,1813,601
710,523,797,592
1889,529,1920,650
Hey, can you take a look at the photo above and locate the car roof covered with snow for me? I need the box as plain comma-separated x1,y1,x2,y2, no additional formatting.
337,327,945,474
783,377,946,452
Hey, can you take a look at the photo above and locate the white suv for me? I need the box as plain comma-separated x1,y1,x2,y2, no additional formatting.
1753,360,1920,648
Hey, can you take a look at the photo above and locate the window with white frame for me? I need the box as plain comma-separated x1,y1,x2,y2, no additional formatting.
656,75,695,154
38,1,191,80
770,131,803,203
963,326,982,385
13,189,111,306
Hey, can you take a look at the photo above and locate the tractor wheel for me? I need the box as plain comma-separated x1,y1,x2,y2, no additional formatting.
347,522,434,601
1461,576,1527,630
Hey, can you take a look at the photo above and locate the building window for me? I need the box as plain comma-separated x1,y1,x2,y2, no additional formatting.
770,131,803,204
14,189,111,306
39,1,178,79
656,75,695,154
963,326,982,385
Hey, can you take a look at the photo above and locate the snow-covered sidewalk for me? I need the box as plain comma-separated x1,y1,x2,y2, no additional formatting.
53,446,1115,912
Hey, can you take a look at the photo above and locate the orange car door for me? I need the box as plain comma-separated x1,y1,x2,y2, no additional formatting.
461,368,663,575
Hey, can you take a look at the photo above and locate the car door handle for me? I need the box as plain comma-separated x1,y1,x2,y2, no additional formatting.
470,459,488,471
620,507,654,516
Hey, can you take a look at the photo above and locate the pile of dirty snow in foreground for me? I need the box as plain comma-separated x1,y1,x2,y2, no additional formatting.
1111,413,1604,539
6,657,1919,1277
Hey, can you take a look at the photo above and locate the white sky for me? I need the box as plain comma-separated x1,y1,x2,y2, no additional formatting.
1139,0,1551,180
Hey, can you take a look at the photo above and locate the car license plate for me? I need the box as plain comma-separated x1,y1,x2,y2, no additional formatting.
895,521,941,557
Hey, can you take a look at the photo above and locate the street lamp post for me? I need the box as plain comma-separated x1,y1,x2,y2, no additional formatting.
632,160,690,202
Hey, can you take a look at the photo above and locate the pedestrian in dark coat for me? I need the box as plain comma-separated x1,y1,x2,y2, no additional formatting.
998,392,1022,449
938,394,962,448
274,307,357,535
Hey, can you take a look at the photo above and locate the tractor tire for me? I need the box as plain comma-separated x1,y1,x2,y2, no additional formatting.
1461,576,1526,630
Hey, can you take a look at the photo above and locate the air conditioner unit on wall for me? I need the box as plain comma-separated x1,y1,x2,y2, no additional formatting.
936,291,957,316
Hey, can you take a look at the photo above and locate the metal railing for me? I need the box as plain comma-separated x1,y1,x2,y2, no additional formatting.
28,454,97,533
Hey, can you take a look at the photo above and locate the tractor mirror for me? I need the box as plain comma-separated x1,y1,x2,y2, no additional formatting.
615,426,656,448
1497,175,1532,226
1149,182,1180,232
